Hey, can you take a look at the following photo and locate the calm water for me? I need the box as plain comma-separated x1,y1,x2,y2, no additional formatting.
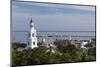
12,31,95,44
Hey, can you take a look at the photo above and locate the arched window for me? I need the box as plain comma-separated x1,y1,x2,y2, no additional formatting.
32,33,34,37
33,41,35,45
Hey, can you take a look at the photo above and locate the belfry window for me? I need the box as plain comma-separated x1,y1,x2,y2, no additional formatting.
33,42,35,45
32,33,34,37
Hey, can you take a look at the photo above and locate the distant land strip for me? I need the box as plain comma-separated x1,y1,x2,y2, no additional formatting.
12,30,96,32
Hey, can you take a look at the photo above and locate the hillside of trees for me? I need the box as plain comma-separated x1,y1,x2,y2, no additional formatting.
12,41,96,66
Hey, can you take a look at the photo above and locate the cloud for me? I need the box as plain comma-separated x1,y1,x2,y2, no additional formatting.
69,6,95,12
12,1,95,31
12,1,95,15
12,1,95,12
12,11,95,31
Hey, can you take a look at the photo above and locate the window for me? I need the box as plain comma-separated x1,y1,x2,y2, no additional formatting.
28,33,30,37
32,33,34,37
28,42,29,45
33,42,35,45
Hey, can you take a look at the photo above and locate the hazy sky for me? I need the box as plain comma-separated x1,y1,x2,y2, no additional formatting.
12,1,95,31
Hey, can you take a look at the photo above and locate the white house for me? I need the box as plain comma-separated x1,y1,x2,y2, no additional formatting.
69,36,72,41
81,41,88,48
27,18,38,49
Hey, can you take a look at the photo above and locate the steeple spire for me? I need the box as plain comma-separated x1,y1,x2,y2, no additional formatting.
30,18,34,28
30,18,33,23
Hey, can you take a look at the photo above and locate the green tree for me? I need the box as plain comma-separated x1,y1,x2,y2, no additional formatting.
65,42,78,56
84,42,93,48
88,47,96,56
54,40,66,53
12,42,27,49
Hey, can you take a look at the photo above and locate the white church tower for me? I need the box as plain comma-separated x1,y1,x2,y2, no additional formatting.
27,18,38,49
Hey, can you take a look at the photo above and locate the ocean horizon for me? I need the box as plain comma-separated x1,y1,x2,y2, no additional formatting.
12,31,95,44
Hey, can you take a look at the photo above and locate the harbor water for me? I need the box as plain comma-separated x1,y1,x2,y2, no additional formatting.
12,31,96,44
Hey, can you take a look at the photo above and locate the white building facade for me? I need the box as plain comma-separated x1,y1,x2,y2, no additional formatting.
27,18,38,49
